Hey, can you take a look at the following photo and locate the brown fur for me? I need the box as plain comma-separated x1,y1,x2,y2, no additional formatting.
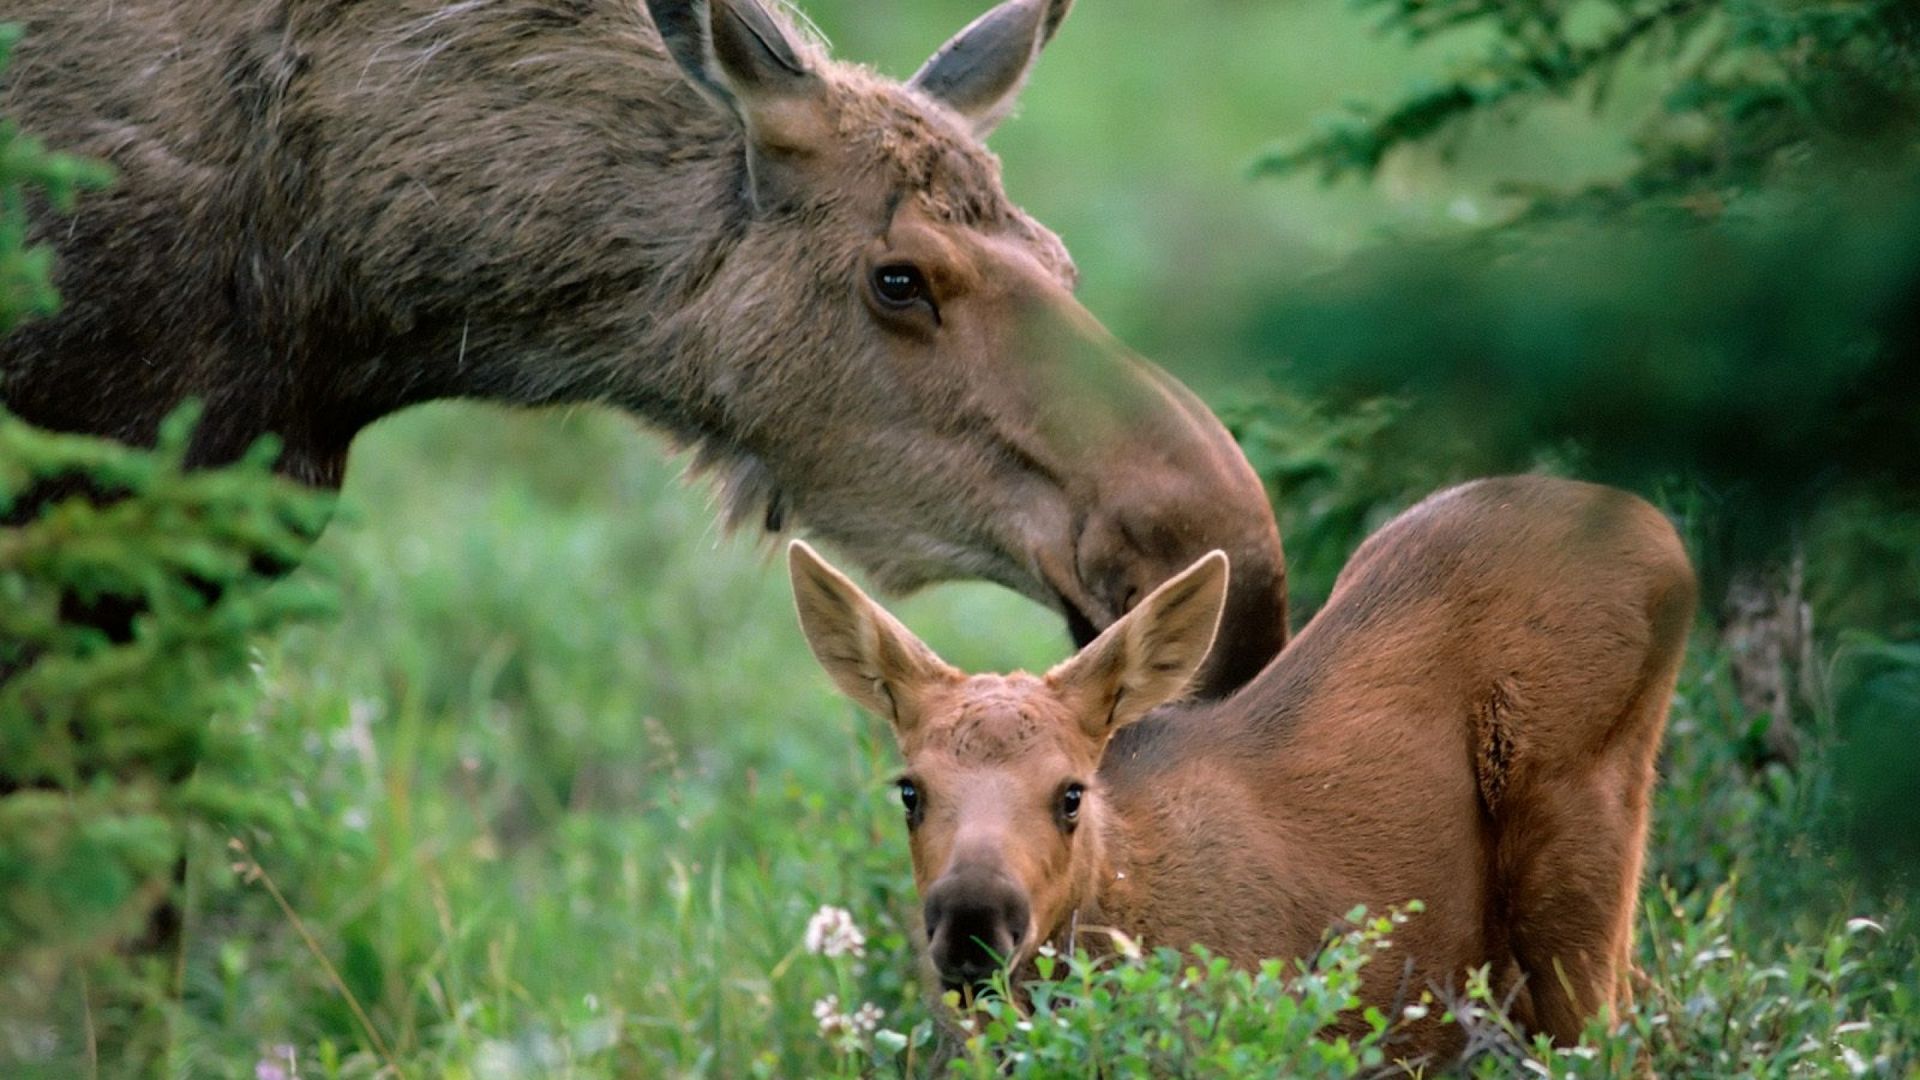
793,474,1698,1063
0,0,1285,694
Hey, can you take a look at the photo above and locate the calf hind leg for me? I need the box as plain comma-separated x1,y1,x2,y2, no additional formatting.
1499,657,1683,1043
1500,760,1650,1042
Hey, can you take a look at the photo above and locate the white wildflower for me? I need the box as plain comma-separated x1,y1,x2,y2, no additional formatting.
1401,1004,1429,1021
813,994,848,1037
1689,946,1734,969
804,905,867,958
1835,1020,1873,1035
254,1044,296,1080
813,996,881,1041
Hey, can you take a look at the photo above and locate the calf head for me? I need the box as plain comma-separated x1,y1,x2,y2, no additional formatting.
789,540,1228,991
648,0,1283,694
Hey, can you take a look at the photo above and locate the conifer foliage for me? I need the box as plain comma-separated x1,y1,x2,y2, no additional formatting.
1259,0,1920,216
0,29,335,1060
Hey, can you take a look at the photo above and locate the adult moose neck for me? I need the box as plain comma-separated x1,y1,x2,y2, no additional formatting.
0,0,1287,695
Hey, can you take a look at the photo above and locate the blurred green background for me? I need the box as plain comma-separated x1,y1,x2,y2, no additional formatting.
4,0,1917,1074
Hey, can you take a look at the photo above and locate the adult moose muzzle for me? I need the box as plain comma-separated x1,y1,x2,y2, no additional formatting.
0,0,1286,692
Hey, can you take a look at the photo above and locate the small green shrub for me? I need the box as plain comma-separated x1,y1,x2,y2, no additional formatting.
1462,881,1909,1078
940,908,1416,1078
0,30,336,1068
798,884,1910,1079
0,405,337,1067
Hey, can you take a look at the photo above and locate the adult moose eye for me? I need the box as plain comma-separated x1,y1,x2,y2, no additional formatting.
897,778,921,820
871,263,930,309
1059,782,1085,829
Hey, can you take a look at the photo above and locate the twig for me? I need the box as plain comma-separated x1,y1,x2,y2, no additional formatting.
229,837,404,1077
78,967,99,1080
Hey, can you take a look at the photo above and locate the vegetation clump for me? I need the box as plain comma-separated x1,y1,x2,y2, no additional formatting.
1,30,335,1066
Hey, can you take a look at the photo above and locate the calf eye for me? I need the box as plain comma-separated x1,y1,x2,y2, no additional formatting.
872,263,929,309
897,778,921,819
1058,782,1085,829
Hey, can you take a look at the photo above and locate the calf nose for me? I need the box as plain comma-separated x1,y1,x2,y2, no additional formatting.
923,872,1031,990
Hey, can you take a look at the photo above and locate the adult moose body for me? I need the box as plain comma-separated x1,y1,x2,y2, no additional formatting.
793,475,1697,1061
0,0,1287,695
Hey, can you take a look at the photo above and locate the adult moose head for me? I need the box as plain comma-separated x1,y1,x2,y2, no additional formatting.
0,0,1287,694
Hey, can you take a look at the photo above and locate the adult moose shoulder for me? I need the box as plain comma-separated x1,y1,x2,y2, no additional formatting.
0,0,1286,695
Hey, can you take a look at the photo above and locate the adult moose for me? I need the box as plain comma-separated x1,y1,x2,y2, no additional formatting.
0,0,1286,695
792,475,1697,1061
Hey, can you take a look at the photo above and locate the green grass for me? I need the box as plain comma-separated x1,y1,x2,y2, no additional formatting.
160,407,922,1076
151,404,1062,1077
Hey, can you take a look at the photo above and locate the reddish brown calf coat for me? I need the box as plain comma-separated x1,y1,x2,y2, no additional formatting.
794,474,1696,1062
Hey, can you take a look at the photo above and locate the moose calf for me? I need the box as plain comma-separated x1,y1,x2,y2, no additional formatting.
790,474,1695,1061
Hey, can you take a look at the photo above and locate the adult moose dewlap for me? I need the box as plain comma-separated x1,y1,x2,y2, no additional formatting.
0,0,1287,695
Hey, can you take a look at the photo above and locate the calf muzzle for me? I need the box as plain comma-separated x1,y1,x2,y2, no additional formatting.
922,869,1031,992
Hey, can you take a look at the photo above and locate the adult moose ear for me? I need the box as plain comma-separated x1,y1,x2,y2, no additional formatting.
912,0,1073,137
1046,551,1228,738
646,0,829,209
789,541,961,736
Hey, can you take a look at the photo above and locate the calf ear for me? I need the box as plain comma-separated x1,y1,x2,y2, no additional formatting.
789,541,960,737
912,0,1072,137
1047,551,1228,738
646,0,828,208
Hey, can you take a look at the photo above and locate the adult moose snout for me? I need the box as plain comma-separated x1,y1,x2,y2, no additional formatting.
1072,372,1287,697
922,868,1033,991
1010,292,1287,699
